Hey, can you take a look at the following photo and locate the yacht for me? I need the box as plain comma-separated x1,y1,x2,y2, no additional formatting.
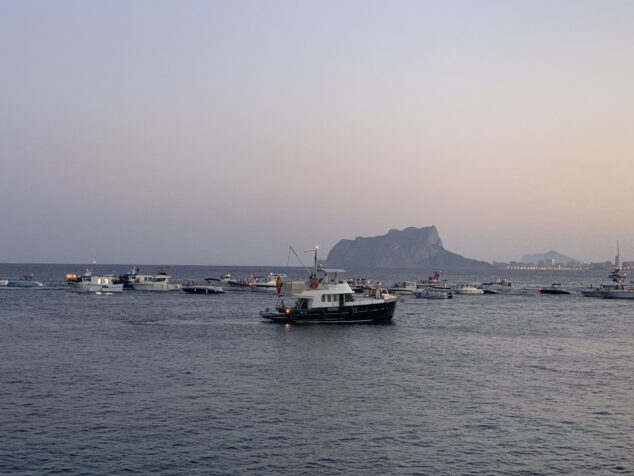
131,271,181,291
260,248,397,324
66,270,123,293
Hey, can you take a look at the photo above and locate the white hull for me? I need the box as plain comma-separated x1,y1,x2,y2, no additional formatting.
132,282,181,291
454,288,484,295
414,289,452,299
68,282,123,293
580,289,601,297
597,289,634,299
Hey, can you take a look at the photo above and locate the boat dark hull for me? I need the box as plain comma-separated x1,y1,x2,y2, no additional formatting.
261,299,397,324
182,287,224,294
539,289,570,295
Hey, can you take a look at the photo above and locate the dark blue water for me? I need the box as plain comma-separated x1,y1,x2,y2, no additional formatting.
1,264,633,474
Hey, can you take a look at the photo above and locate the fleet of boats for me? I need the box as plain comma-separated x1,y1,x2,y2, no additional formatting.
3,245,633,319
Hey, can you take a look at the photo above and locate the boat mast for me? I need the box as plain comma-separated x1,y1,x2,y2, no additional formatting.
289,246,313,277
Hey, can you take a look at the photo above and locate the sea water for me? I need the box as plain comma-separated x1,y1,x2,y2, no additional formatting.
1,264,632,474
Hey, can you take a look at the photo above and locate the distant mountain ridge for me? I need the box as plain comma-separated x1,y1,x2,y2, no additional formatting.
324,226,491,269
521,250,576,264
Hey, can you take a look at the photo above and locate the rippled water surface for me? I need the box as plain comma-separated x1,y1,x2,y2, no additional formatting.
1,264,633,474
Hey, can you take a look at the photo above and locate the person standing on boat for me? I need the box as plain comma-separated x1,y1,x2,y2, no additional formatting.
375,282,381,299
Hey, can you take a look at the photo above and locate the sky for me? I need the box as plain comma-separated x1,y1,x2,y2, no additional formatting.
1,0,633,265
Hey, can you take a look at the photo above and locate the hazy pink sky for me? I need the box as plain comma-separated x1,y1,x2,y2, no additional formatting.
1,0,633,264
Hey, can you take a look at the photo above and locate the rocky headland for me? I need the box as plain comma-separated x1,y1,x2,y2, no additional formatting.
324,226,491,269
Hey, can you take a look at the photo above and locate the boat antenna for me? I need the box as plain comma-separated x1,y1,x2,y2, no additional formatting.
289,246,312,276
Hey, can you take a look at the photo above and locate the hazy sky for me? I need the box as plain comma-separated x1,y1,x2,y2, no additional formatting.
2,0,633,265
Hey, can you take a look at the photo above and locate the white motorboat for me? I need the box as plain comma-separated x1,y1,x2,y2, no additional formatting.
260,247,398,324
453,283,484,295
388,281,418,295
66,270,123,293
414,287,452,299
251,273,288,292
482,278,513,294
0,274,44,288
131,271,181,291
182,279,225,294
218,274,253,290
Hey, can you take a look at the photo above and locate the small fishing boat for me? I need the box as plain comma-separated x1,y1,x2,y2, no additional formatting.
538,284,570,295
66,270,123,293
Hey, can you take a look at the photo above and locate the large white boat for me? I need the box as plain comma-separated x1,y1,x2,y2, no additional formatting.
66,270,123,293
260,248,398,324
131,271,181,291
